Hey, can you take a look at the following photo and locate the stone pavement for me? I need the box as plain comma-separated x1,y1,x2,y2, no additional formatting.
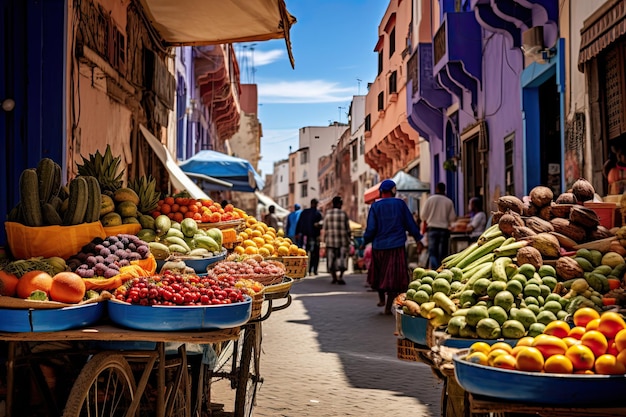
248,268,443,417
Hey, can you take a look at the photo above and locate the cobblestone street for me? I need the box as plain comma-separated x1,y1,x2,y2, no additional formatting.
248,269,442,417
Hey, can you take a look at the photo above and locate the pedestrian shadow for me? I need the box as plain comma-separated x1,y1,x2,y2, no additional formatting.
286,275,443,416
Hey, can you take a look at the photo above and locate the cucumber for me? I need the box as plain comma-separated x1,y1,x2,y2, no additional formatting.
63,177,89,225
20,168,44,226
42,203,63,225
83,175,102,223
36,158,57,204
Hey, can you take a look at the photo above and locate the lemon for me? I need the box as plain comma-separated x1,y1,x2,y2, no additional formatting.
289,244,299,256
252,237,266,247
258,247,271,257
297,248,307,256
277,246,290,256
243,239,257,248
239,232,249,241
234,245,245,255
244,246,259,255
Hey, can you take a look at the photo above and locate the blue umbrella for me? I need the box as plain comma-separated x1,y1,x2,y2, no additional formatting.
179,150,265,192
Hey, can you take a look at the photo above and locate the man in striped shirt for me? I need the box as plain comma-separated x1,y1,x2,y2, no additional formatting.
323,196,351,284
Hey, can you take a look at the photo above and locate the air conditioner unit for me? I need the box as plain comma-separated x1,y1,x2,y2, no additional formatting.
522,26,544,59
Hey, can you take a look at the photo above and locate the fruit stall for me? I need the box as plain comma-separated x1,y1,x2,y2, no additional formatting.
0,152,307,416
395,182,626,416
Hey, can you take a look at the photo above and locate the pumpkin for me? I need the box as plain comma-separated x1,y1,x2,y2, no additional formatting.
0,270,19,296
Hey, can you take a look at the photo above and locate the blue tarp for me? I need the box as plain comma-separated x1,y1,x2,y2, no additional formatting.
179,150,265,192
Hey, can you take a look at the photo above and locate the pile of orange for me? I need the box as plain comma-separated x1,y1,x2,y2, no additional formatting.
465,308,626,375
151,197,244,223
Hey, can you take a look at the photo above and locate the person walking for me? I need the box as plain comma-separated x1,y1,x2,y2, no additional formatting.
264,205,280,230
466,197,487,242
363,179,422,315
296,198,323,276
323,196,351,285
284,203,303,247
421,182,457,270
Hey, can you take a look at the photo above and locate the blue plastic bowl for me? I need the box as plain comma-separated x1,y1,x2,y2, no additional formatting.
30,302,105,332
453,349,626,405
156,250,226,274
400,313,428,346
442,337,520,349
107,296,252,331
0,309,32,332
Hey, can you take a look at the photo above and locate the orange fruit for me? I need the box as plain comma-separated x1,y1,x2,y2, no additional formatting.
487,349,510,366
585,318,601,331
465,351,489,366
492,354,517,370
594,354,626,375
0,270,19,297
490,342,514,354
580,330,608,358
616,349,626,367
515,336,534,347
565,344,595,371
468,341,491,356
515,347,544,372
49,272,86,303
543,354,574,374
562,337,581,348
597,312,626,340
531,334,568,358
574,307,600,328
16,270,53,298
615,329,626,352
567,326,587,340
543,320,570,339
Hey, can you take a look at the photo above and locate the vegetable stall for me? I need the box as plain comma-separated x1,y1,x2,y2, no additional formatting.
395,182,626,416
0,152,307,416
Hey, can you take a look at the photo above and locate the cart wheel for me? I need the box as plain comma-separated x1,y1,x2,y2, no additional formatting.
62,353,136,417
234,323,262,417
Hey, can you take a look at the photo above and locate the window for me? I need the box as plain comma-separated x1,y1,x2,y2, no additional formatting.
365,114,371,132
300,183,308,198
360,137,365,155
389,71,397,94
289,183,294,194
300,150,309,164
377,92,384,111
389,27,396,57
351,143,357,162
504,133,515,196
378,50,383,75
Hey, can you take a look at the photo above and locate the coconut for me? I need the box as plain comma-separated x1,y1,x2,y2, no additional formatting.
569,206,600,230
522,232,560,258
551,203,574,219
555,256,584,280
587,225,613,241
523,203,539,217
538,205,553,221
497,195,524,214
512,226,537,240
551,217,587,242
524,216,554,234
555,192,577,204
529,186,554,208
571,178,595,203
516,246,543,269
498,212,525,236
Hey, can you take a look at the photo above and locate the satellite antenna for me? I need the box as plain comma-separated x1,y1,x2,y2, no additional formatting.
356,78,362,95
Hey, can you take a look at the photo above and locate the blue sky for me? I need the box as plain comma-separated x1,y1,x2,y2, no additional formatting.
234,0,389,176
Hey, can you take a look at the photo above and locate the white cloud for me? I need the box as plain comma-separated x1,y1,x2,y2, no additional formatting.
258,80,356,104
236,49,284,67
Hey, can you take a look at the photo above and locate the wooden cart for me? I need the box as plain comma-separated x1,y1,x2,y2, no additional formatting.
0,294,291,417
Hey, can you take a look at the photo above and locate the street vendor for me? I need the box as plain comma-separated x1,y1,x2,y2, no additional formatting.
603,141,626,195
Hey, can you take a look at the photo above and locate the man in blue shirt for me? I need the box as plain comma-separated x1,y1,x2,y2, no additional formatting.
284,203,303,247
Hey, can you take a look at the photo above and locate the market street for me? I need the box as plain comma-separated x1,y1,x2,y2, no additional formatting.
249,268,442,417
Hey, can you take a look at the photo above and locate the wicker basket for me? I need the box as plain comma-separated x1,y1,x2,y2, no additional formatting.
268,256,308,279
250,290,265,320
397,338,418,362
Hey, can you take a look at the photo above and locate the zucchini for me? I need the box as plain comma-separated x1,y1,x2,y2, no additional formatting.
83,175,102,223
20,168,44,226
36,158,57,204
455,236,506,269
63,177,89,225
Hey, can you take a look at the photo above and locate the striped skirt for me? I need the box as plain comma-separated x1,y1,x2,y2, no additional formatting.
366,246,409,293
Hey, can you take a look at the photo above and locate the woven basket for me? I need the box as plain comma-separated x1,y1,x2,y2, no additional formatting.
268,256,308,279
250,290,265,320
397,338,418,362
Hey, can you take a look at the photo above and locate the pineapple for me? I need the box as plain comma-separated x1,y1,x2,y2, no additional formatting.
128,175,161,214
76,145,124,194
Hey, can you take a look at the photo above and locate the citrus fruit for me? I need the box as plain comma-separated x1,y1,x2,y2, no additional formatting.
594,354,626,375
16,271,53,298
597,312,626,340
565,344,595,371
515,346,544,372
49,272,86,303
543,354,574,374
543,320,570,339
580,330,608,358
573,307,600,328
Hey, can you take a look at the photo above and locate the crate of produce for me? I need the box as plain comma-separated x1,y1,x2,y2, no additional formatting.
397,338,419,362
269,256,308,278
453,349,626,406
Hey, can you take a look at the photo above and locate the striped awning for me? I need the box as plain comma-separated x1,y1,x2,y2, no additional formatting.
578,0,626,70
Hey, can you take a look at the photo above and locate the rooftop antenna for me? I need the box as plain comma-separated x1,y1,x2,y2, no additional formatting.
356,78,362,95
250,43,257,84
338,106,346,123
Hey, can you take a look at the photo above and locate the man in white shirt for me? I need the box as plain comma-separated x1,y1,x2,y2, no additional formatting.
421,182,457,269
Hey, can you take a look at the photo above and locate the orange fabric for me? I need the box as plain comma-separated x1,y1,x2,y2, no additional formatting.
5,221,106,259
